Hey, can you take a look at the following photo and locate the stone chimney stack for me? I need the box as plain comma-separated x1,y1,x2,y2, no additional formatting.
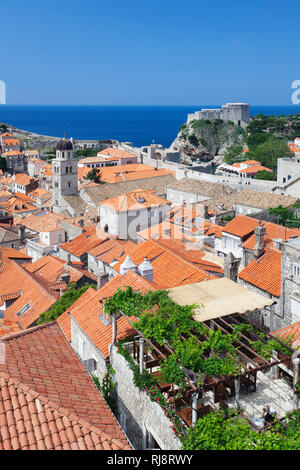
18,225,26,245
138,257,154,283
224,252,240,282
253,223,266,259
97,271,109,290
120,255,137,276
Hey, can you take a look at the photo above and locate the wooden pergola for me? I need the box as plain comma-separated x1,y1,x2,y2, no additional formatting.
112,309,297,428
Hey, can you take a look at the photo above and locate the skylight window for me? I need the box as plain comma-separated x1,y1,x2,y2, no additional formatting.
17,304,30,317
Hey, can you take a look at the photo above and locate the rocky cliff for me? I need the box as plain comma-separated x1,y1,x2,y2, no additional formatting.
170,118,245,166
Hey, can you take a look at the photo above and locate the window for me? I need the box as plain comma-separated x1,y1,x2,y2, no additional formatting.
293,263,300,278
291,296,300,322
144,428,161,449
66,167,69,173
17,304,30,317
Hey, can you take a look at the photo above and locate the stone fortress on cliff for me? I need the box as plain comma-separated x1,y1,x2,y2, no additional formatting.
187,102,250,128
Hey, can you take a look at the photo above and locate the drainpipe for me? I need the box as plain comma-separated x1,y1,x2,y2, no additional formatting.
112,312,117,345
292,356,300,410
234,377,240,409
192,392,199,426
139,337,144,375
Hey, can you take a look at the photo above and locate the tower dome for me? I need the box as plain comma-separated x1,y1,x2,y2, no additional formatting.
56,138,73,151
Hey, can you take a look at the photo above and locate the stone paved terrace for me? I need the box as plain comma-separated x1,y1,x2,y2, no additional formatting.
226,371,294,421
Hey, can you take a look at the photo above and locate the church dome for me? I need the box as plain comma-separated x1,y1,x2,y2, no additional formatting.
56,138,73,151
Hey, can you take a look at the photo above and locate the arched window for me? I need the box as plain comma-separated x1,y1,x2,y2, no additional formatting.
66,167,69,174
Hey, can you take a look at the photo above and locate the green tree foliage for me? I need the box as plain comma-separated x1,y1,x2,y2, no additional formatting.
268,205,300,228
0,124,8,133
255,170,276,181
37,283,96,324
86,168,104,184
74,148,101,159
247,137,292,171
181,409,300,450
223,144,244,164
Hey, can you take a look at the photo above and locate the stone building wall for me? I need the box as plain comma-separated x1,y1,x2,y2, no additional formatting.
70,316,108,380
237,277,281,331
280,243,300,326
110,345,181,450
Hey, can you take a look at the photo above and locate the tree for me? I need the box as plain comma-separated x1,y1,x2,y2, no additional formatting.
37,283,96,324
223,144,244,165
86,168,104,184
247,137,292,171
181,409,300,450
255,170,276,181
74,148,101,159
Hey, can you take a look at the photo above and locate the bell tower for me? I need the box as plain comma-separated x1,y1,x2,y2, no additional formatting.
52,137,78,213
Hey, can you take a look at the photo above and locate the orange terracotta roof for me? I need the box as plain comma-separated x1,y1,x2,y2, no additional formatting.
0,320,20,338
223,215,259,238
13,173,33,186
1,133,14,138
98,147,136,159
273,321,300,348
113,240,213,288
0,323,131,449
59,226,108,257
0,260,57,329
0,246,32,261
203,221,223,238
58,271,156,357
240,165,272,174
83,163,172,184
242,221,300,251
100,189,171,212
154,238,224,275
88,238,136,264
1,150,23,156
232,160,260,168
137,221,196,243
24,254,93,285
17,211,67,232
238,247,281,297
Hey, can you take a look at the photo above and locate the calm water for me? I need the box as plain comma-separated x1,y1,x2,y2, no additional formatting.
0,105,300,148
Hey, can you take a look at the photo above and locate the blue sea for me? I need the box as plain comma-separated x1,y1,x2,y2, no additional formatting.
0,105,300,148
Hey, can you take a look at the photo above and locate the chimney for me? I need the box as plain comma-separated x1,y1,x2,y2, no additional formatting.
224,252,240,282
97,271,109,290
120,255,137,276
18,225,26,245
138,257,154,283
253,223,266,259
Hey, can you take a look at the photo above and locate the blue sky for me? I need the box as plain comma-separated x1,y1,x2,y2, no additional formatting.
1,0,299,105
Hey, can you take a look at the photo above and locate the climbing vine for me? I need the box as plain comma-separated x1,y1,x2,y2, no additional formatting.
105,287,294,387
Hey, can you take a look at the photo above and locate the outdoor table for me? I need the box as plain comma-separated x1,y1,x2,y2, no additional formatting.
177,404,213,427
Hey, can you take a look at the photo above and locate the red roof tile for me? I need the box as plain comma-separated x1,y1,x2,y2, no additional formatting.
58,271,156,356
0,324,131,450
223,215,259,238
238,248,281,297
